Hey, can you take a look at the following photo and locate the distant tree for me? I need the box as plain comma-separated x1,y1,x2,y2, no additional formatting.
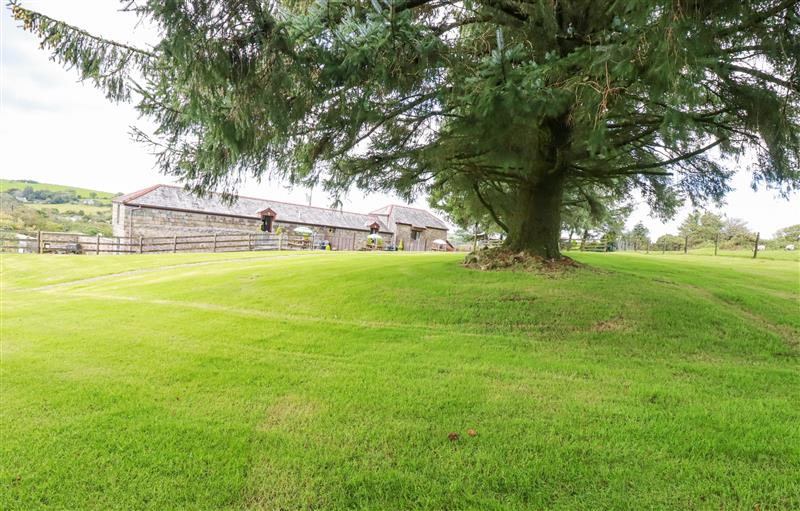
678,211,702,242
773,224,800,244
720,217,754,248
48,191,77,204
698,211,724,243
449,228,473,245
581,201,632,246
11,1,800,259
627,222,651,250
562,196,631,250
655,234,685,251
678,210,724,247
596,206,631,248
562,204,593,249
21,186,34,201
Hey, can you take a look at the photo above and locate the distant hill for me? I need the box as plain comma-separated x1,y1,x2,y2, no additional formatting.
0,179,118,235
0,179,118,201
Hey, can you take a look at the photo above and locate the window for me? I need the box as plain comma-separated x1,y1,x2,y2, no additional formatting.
411,230,421,241
328,227,336,234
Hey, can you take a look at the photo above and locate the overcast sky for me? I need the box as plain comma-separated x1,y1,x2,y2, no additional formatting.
2,1,798,238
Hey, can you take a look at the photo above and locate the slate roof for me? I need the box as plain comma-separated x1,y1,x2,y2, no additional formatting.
370,204,448,230
113,185,402,232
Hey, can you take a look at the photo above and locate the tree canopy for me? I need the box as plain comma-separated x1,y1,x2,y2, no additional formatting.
11,0,800,258
669,210,755,249
628,222,651,247
774,223,800,243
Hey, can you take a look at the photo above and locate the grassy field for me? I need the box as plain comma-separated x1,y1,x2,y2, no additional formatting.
1,251,798,509
34,204,111,215
0,180,115,234
0,180,117,201
687,246,800,261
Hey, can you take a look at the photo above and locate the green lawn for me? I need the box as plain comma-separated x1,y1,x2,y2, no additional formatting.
687,246,800,261
2,251,798,509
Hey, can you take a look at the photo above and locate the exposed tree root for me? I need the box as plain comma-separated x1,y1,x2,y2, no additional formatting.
462,247,583,273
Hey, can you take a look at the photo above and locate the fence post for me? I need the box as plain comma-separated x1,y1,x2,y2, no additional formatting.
683,235,688,254
753,232,760,259
173,235,177,253
37,230,42,254
96,234,100,255
714,232,719,256
278,233,282,251
249,233,254,251
139,236,143,254
213,234,217,252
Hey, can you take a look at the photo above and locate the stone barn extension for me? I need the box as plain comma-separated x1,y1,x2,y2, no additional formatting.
112,185,449,250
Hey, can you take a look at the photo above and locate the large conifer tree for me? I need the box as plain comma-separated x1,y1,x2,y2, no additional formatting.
11,0,799,258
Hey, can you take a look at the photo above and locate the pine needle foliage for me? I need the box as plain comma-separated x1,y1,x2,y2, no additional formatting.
10,0,800,257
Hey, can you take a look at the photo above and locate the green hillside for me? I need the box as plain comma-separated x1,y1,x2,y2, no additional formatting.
0,179,117,201
2,252,798,509
0,179,117,235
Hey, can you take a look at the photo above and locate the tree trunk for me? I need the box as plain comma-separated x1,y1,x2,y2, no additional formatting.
504,173,565,259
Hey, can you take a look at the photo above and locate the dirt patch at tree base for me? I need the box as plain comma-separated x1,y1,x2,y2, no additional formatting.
462,247,583,273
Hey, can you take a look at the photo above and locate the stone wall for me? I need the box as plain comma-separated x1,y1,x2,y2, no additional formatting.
112,203,127,237
272,220,391,250
423,227,449,249
116,205,261,237
393,223,448,251
113,205,391,250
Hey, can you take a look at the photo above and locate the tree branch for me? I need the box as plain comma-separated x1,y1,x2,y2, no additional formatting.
473,184,509,232
10,2,155,59
610,138,726,174
716,0,799,38
723,64,797,91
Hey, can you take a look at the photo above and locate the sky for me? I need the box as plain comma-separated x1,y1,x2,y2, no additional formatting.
1,1,798,238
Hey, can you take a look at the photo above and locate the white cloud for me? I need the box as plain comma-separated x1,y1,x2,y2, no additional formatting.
0,1,426,213
2,1,798,237
626,162,800,239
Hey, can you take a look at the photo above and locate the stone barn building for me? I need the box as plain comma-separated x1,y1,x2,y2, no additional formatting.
112,184,448,250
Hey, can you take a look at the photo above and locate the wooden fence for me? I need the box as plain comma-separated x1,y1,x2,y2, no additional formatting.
2,230,337,255
0,230,442,255
560,239,609,252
